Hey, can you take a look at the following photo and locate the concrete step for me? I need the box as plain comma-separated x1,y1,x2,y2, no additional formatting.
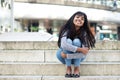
0,76,42,80
43,76,120,80
0,76,120,80
0,41,120,50
0,62,120,76
0,50,120,62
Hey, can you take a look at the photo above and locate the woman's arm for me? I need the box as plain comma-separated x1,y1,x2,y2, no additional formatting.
61,36,89,54
76,32,89,55
76,47,89,55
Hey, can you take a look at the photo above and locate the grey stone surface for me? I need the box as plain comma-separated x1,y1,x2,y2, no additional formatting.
0,32,120,50
0,50,120,62
0,63,120,76
0,76,120,80
0,76,42,80
45,50,120,62
43,76,120,80
0,33,119,78
45,50,59,63
85,50,120,62
0,50,44,62
0,41,120,50
0,32,56,41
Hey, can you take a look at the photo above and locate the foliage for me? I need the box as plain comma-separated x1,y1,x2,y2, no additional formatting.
30,26,39,32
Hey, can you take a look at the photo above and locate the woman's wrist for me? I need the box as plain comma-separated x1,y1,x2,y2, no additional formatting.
76,47,82,52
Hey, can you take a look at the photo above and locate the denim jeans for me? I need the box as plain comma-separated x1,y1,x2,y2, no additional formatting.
56,38,86,67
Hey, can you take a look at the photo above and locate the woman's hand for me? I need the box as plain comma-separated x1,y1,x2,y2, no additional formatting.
81,47,89,55
61,52,67,58
77,47,89,55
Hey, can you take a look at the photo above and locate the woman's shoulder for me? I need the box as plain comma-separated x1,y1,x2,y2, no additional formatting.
62,31,68,36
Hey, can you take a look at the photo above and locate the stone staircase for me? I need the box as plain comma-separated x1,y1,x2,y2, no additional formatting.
0,43,120,80
0,33,120,80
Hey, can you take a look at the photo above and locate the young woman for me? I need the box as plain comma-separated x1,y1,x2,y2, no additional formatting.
56,11,95,78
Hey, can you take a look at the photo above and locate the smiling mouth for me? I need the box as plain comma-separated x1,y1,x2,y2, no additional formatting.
76,21,81,24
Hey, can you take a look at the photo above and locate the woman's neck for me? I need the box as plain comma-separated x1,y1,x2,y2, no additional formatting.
75,26,80,31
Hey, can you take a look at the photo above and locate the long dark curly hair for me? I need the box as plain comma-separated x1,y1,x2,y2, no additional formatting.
58,11,95,48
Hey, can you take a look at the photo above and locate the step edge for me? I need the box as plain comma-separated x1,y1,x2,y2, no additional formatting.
0,75,120,78
0,62,120,64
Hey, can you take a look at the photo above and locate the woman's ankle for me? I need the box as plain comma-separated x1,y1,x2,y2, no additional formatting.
74,66,80,74
66,66,72,74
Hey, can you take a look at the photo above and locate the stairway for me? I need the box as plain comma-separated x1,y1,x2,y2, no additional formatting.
0,44,120,80
0,33,120,80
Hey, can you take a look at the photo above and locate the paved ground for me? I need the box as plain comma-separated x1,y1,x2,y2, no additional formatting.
0,32,58,41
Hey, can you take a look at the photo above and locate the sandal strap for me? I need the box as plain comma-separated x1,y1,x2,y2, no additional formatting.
73,73,80,78
65,73,73,77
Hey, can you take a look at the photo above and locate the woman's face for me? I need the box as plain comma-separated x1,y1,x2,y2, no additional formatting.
73,14,85,30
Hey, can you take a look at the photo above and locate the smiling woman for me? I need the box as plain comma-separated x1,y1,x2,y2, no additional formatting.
56,11,95,78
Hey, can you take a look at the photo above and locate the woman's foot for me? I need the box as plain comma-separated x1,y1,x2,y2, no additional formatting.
73,66,80,78
72,73,80,78
61,52,67,58
65,66,72,78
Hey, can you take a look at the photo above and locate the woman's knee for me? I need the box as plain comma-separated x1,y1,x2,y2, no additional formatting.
67,38,72,44
73,38,81,47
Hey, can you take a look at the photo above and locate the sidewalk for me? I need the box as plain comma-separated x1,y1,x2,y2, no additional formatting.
0,32,58,41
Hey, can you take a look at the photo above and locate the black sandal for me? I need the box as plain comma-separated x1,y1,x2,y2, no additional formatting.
65,73,73,78
73,73,80,78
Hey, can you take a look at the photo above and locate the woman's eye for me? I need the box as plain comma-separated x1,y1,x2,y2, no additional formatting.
81,18,84,20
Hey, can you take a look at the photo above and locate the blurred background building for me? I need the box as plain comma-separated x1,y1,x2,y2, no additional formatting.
0,0,120,41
